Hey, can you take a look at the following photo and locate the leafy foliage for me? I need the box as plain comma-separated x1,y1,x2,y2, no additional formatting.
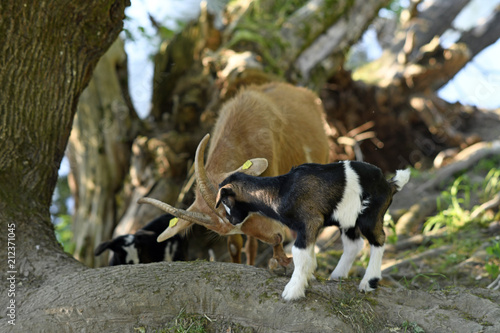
485,239,500,279
54,215,75,255
482,168,500,202
51,174,75,254
400,320,425,333
384,212,398,244
423,175,472,233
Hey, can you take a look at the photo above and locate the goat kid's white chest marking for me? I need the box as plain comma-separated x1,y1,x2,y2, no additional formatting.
332,161,366,229
123,235,139,264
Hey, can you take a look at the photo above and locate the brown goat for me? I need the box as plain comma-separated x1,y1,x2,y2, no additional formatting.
139,82,329,267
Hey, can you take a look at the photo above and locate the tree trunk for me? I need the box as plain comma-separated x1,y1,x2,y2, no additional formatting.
67,38,141,267
0,0,129,326
0,0,129,276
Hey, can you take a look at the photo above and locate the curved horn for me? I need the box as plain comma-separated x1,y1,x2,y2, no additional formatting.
137,197,214,241
194,134,228,220
138,197,212,225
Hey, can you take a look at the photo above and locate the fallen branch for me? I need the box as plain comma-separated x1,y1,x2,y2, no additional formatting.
395,194,439,236
385,234,424,253
419,141,500,193
382,245,452,275
471,192,500,219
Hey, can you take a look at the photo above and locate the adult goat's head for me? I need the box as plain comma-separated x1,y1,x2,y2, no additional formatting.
138,134,269,242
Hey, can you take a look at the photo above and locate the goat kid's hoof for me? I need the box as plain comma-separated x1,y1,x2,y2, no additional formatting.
282,283,305,301
329,273,347,281
359,278,380,292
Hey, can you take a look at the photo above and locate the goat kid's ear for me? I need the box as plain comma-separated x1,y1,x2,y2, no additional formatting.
94,236,129,256
215,185,234,209
94,240,112,256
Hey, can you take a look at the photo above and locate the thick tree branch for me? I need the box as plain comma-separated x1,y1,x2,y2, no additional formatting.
289,0,391,88
419,140,500,192
405,0,470,58
456,6,500,61
5,262,500,333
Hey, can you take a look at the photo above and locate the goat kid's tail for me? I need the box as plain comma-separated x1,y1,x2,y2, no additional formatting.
390,169,410,193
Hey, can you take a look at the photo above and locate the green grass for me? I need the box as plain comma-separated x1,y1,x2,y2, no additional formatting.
423,175,472,234
163,308,209,333
482,168,500,202
485,240,500,280
329,289,382,333
399,273,448,291
400,320,425,333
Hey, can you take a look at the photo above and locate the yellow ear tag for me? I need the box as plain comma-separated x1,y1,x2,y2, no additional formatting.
169,217,179,228
242,160,253,170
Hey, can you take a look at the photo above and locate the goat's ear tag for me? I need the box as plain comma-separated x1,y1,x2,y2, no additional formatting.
169,217,179,228
242,160,253,170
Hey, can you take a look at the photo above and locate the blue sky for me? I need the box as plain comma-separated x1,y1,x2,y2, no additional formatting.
437,0,500,109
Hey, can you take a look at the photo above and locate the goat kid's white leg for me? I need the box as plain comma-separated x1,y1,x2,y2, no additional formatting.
330,234,364,280
359,244,385,292
282,245,316,301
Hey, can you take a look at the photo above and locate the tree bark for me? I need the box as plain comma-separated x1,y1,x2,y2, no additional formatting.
5,262,500,333
0,0,129,277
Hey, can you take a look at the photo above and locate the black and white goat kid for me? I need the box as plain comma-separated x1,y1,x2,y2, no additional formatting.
215,160,410,301
94,214,187,266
